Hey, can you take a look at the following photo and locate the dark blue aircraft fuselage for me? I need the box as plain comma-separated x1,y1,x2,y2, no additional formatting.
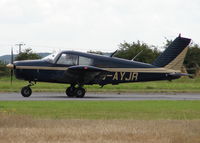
7,36,191,98
14,51,179,86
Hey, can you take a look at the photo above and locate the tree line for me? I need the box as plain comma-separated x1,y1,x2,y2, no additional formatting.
89,40,200,75
1,40,200,77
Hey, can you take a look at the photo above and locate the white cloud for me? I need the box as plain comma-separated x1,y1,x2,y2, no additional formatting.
0,0,200,55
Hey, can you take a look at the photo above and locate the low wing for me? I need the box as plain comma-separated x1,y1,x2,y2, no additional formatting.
64,65,108,85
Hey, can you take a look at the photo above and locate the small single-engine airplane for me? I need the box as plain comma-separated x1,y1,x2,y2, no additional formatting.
7,35,191,98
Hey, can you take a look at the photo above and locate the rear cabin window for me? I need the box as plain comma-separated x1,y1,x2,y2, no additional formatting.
79,56,93,66
57,54,78,65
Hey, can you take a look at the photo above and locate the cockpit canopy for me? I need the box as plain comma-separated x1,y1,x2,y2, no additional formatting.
42,51,93,66
42,50,156,68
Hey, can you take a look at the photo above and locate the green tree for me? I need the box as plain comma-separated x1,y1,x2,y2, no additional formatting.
15,48,41,61
0,61,9,77
184,44,200,74
115,41,160,64
162,38,200,75
163,38,173,48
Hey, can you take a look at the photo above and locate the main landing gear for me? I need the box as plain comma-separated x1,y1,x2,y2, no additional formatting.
66,85,86,98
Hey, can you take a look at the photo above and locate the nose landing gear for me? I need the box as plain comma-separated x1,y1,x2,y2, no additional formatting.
21,82,35,97
21,86,32,97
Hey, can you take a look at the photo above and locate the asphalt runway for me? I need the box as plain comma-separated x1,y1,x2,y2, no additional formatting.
0,92,200,101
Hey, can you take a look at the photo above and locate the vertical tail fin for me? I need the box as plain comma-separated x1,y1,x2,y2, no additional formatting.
152,35,191,70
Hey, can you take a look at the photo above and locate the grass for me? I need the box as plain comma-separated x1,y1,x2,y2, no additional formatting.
0,101,200,143
0,116,199,143
0,101,200,120
1,77,200,142
1,76,200,92
0,97,200,142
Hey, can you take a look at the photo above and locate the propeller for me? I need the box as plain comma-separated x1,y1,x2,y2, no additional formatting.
11,48,14,84
6,47,15,85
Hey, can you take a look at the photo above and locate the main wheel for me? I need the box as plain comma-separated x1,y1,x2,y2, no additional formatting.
74,87,85,98
66,86,75,97
21,86,32,97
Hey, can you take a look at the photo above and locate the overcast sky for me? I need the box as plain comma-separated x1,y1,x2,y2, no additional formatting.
0,0,199,55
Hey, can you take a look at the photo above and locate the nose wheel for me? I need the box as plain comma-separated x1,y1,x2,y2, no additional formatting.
21,82,34,97
66,86,86,98
21,86,32,97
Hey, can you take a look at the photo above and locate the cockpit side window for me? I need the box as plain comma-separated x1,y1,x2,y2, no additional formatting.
56,54,78,65
79,56,93,66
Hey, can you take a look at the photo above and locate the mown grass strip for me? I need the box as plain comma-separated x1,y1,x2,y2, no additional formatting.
0,77,200,92
0,101,200,120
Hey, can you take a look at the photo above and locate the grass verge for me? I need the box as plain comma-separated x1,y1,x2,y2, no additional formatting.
0,76,200,93
0,101,200,120
0,116,199,143
1,100,200,142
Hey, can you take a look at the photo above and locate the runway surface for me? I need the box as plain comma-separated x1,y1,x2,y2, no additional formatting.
0,92,200,101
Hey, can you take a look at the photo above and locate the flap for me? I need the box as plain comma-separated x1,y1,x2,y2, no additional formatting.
65,65,108,84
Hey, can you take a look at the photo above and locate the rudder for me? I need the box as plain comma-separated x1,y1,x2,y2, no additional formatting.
152,35,191,70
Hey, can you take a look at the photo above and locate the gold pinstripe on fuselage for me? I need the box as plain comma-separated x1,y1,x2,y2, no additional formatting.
15,66,180,73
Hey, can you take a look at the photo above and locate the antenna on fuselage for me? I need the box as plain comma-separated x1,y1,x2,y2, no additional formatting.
110,50,118,57
131,50,144,61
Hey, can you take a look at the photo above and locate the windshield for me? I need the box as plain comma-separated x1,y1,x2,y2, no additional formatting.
57,53,78,65
42,52,59,63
